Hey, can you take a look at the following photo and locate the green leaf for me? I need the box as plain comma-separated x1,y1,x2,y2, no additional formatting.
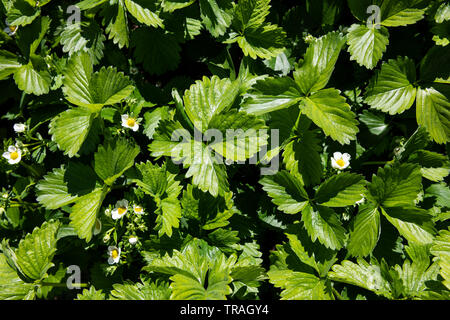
300,88,359,145
199,0,232,37
103,0,129,48
207,110,268,161
69,188,107,242
315,173,366,207
49,107,95,157
365,57,417,115
36,166,79,209
13,62,51,96
431,228,450,290
131,27,181,76
260,170,309,215
143,106,172,140
301,204,346,250
380,0,425,27
110,281,171,300
329,258,392,298
359,110,389,135
59,21,106,65
144,239,235,300
416,85,450,144
242,76,302,115
367,163,422,207
347,202,381,257
94,138,140,186
76,286,106,300
293,31,346,95
15,221,60,281
157,195,182,238
6,0,40,27
283,122,323,187
0,254,34,300
408,150,450,182
135,161,169,197
0,50,22,80
346,24,389,70
425,183,450,209
161,0,196,12
268,270,333,300
381,207,435,245
183,75,240,131
125,0,163,28
62,51,134,110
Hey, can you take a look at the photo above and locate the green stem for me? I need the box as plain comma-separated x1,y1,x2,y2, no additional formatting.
332,287,343,300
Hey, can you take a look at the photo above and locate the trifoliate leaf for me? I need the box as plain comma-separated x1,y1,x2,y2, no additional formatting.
260,170,309,215
347,202,381,257
367,163,422,207
94,138,140,186
346,24,389,70
416,85,450,144
293,31,346,95
144,239,236,300
315,173,366,207
301,204,346,250
69,188,107,242
300,88,359,145
49,107,95,157
183,75,240,131
365,57,417,115
15,220,60,281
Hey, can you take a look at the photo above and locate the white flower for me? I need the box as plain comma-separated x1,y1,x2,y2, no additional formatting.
111,199,129,220
129,236,138,245
121,114,141,132
13,123,26,133
133,204,145,215
2,145,22,164
107,246,121,265
93,218,102,235
331,152,351,170
3,20,18,36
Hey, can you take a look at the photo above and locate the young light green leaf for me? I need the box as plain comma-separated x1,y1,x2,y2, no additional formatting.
124,0,163,28
110,281,171,300
36,166,79,209
430,228,450,290
0,254,34,300
13,62,51,96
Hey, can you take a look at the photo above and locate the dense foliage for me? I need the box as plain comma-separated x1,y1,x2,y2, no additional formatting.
0,0,449,300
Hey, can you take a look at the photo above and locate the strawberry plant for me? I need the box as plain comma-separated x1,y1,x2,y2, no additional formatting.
0,0,449,301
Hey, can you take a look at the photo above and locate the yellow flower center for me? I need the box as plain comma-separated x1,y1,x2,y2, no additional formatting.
336,158,345,167
134,206,143,213
111,249,118,259
9,26,17,32
10,151,19,160
127,118,136,127
118,207,127,215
